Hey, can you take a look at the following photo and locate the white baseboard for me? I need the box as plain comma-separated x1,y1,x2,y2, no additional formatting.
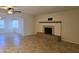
62,39,79,44
21,33,35,36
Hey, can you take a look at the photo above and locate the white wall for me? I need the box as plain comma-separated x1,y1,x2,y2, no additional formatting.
34,9,79,44
21,13,34,36
12,13,34,36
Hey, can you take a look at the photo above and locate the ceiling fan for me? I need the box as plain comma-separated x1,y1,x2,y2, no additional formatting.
0,6,22,14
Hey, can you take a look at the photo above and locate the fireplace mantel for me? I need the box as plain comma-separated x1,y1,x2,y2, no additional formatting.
40,21,62,23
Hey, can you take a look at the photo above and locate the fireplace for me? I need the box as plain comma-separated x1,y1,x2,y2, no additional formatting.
44,25,55,35
44,27,52,35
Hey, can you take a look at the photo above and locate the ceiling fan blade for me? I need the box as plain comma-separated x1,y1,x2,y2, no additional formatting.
0,6,21,14
13,11,22,13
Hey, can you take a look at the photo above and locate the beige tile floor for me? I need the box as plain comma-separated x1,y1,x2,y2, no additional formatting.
0,33,79,53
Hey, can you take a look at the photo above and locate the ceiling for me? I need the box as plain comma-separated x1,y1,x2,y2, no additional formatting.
0,6,79,16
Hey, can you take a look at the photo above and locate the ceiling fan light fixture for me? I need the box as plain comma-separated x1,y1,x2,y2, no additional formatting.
8,8,14,14
8,11,13,14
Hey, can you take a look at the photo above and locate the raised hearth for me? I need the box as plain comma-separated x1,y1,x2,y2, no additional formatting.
37,32,61,41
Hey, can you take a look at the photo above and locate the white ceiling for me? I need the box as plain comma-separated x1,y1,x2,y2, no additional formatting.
0,6,79,16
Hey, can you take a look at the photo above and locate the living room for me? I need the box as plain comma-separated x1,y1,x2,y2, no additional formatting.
0,6,79,52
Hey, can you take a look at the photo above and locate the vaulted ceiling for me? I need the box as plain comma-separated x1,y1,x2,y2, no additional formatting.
0,6,79,16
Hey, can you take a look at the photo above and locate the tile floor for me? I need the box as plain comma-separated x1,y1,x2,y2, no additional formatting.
0,33,79,53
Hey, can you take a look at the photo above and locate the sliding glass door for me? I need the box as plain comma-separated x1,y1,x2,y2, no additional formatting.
0,18,19,34
0,20,5,34
12,20,19,33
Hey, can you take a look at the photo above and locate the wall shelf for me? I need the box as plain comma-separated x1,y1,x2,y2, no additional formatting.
40,21,62,23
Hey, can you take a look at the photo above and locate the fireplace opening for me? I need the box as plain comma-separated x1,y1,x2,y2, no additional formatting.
44,27,52,35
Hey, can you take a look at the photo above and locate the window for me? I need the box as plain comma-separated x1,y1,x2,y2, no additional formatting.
12,20,19,28
0,20,4,28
